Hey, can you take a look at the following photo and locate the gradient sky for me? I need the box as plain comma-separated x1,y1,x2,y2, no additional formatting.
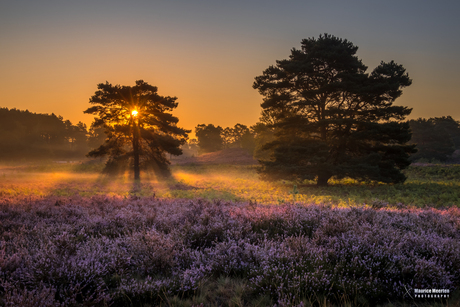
1,0,459,135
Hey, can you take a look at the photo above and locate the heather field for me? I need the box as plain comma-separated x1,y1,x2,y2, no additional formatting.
1,163,460,306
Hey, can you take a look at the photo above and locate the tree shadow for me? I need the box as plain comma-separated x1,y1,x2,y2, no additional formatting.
294,181,460,208
167,181,199,191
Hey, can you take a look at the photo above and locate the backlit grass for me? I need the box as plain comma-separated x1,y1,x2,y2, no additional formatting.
1,163,460,208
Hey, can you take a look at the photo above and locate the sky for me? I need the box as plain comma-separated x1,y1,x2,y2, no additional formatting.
1,0,459,135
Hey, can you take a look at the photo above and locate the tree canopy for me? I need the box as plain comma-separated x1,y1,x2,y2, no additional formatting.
0,107,88,160
409,117,457,162
195,123,258,155
222,124,253,149
431,116,460,150
195,124,224,154
84,80,189,179
253,34,415,186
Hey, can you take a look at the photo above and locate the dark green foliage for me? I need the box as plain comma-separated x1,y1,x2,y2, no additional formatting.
253,34,415,186
433,116,460,149
240,130,256,154
222,123,256,153
84,80,189,178
0,107,88,160
222,124,249,148
87,122,106,151
195,124,224,153
409,118,456,162
251,122,275,161
196,123,259,155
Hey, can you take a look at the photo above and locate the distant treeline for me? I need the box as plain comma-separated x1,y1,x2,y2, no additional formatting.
188,123,273,160
2,107,460,163
0,108,105,160
408,116,460,162
193,116,460,163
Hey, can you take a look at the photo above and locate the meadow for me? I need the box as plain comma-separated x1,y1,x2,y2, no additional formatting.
1,162,460,306
2,163,460,208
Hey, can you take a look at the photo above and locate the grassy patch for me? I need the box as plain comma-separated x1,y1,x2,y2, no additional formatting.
1,163,460,208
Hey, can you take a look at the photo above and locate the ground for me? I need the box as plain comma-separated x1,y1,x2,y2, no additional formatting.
0,153,460,306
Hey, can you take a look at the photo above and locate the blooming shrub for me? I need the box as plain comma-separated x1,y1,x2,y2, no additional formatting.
0,196,459,306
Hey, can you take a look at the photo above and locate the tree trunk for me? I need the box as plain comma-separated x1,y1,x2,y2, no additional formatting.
316,174,330,186
132,120,140,181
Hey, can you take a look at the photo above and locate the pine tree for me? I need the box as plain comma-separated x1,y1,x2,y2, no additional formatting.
253,34,415,186
195,124,224,153
409,118,455,162
84,80,189,180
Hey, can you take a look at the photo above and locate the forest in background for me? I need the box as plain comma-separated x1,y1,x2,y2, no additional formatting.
182,117,460,164
1,107,460,164
0,108,104,160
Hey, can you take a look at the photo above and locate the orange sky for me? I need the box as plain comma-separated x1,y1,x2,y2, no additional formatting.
1,1,459,135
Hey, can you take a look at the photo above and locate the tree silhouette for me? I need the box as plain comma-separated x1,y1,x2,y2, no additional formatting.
409,118,455,162
431,116,460,149
195,124,223,153
251,122,275,161
253,34,415,186
221,124,251,149
0,107,89,160
84,80,189,180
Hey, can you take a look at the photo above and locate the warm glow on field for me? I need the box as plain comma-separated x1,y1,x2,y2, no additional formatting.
0,164,288,203
1,163,460,207
131,110,138,117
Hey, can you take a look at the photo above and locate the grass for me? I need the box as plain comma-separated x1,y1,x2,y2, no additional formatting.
2,162,460,208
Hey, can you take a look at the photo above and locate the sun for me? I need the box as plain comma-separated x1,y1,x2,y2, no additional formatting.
131,110,138,117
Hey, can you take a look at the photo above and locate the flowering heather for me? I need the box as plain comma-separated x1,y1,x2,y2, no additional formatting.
0,196,459,306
